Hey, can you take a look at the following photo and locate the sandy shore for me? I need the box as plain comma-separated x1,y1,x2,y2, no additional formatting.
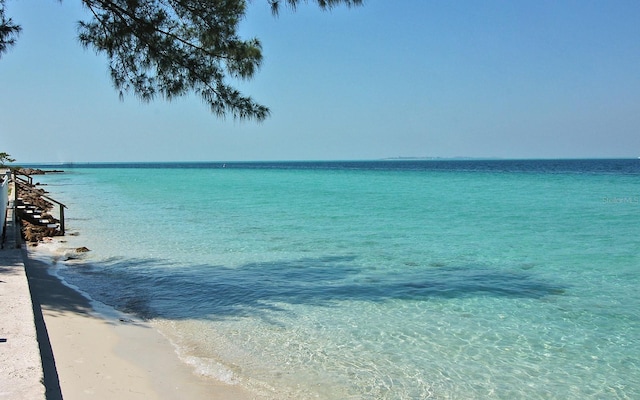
24,248,257,400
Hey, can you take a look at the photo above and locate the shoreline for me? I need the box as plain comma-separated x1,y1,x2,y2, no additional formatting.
24,245,257,400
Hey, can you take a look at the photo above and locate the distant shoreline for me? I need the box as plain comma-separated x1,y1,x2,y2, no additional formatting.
15,157,640,166
14,159,639,177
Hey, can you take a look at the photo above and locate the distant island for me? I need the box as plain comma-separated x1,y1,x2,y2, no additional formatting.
383,156,502,160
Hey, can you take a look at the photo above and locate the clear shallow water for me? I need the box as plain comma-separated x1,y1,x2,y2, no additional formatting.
32,160,640,399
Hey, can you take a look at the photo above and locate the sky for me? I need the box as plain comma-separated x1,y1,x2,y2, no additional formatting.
1,0,639,163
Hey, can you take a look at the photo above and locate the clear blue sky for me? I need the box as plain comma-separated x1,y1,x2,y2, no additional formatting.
1,1,639,162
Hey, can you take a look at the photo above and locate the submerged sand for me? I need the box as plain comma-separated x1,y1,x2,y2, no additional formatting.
24,248,257,400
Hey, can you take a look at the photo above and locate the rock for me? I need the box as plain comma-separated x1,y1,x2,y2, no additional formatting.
17,168,46,175
75,247,90,253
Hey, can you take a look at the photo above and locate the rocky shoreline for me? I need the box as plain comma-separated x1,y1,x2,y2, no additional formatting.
14,168,64,243
17,168,65,175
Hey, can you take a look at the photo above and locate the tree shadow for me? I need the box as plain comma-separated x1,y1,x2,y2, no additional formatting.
51,254,567,322
25,256,95,316
0,256,24,278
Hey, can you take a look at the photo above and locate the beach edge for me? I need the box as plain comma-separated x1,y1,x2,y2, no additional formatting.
23,245,257,400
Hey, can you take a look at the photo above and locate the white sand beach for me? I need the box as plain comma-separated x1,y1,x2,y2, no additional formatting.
24,248,257,400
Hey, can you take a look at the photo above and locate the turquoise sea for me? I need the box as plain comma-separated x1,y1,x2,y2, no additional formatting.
32,160,639,399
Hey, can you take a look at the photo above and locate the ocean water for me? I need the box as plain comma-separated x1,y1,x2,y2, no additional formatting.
31,160,639,399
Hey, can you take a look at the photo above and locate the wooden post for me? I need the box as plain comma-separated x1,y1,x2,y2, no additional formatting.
59,204,65,235
11,171,17,203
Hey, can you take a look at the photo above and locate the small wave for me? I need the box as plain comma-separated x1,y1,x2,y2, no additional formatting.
182,355,238,384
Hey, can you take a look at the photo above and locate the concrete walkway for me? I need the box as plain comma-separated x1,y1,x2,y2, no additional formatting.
0,204,46,399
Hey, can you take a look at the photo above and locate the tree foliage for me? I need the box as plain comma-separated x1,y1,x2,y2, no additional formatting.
0,0,363,120
0,0,21,57
268,0,363,15
0,152,16,166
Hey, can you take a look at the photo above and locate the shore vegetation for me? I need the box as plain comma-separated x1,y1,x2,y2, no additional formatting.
0,152,15,167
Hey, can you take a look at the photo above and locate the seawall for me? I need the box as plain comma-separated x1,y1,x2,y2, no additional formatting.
0,194,47,399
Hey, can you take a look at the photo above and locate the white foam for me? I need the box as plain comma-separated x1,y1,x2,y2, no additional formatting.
183,355,238,384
